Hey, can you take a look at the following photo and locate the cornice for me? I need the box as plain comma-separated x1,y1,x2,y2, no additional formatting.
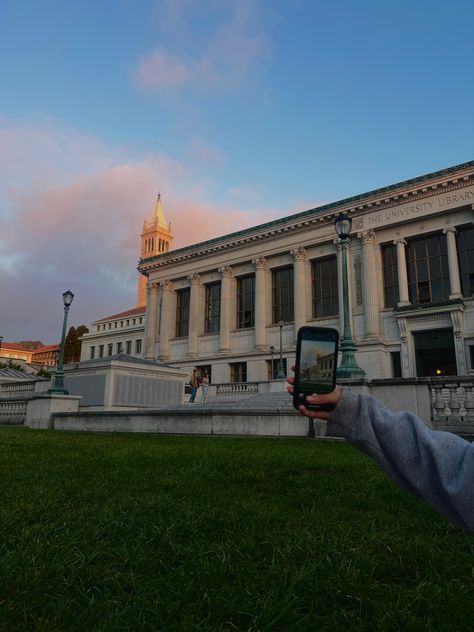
138,161,474,273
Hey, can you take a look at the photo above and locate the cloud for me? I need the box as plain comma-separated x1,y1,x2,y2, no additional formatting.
135,0,270,92
0,116,275,343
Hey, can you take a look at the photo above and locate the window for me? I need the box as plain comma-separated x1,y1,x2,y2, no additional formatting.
135,339,142,354
230,362,247,383
205,282,221,333
456,224,474,297
107,343,113,355
237,275,255,328
117,342,123,354
382,243,399,308
175,288,190,337
126,320,130,326
126,340,132,354
99,345,104,358
272,267,294,323
390,351,402,378
114,322,117,328
196,364,212,383
470,345,474,371
312,256,338,317
90,346,95,360
406,233,450,305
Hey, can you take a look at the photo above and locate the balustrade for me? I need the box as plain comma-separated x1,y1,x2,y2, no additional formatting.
0,399,28,424
430,378,474,434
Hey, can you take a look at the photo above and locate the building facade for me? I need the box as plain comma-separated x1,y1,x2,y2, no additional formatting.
79,306,146,361
138,161,474,383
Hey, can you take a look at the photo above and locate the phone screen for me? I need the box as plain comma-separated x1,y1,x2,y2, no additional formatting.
293,326,339,410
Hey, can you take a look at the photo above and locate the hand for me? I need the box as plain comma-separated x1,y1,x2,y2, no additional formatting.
287,366,342,421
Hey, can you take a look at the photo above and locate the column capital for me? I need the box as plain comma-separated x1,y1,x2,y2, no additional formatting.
393,237,407,246
188,272,201,285
253,256,268,270
159,279,173,291
218,265,233,278
358,229,376,245
291,246,306,261
442,226,457,235
147,281,159,296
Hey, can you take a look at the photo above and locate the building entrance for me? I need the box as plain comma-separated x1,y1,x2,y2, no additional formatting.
413,328,457,377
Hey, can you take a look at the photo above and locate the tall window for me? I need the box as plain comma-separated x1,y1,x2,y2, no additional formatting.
175,288,190,337
135,339,142,354
99,345,104,358
456,224,474,297
107,343,113,355
117,342,123,354
272,267,294,323
90,346,95,360
126,340,132,354
230,362,247,383
205,283,221,333
406,233,450,305
237,275,255,328
312,256,338,317
382,243,399,308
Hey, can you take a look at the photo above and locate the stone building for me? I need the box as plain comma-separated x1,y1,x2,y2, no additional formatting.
138,161,474,384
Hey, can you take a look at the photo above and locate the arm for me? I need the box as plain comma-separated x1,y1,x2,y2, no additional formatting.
287,378,474,533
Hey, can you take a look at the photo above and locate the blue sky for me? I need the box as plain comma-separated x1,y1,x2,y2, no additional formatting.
1,0,473,343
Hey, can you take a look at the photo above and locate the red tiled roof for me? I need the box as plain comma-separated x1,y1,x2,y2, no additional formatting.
0,342,34,351
93,306,146,324
31,344,60,353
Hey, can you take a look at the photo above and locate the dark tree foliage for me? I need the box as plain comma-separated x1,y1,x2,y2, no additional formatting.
63,325,89,364
14,341,44,349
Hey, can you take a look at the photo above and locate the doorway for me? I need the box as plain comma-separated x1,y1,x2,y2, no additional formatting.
413,328,457,377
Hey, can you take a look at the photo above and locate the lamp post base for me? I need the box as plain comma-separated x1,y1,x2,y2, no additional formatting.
48,370,69,395
336,340,366,380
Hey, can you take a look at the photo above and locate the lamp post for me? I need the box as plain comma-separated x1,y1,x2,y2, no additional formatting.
334,214,365,380
0,335,3,360
48,290,74,394
270,345,275,379
277,320,286,378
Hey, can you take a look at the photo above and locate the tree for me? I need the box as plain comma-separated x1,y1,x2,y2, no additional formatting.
63,325,89,363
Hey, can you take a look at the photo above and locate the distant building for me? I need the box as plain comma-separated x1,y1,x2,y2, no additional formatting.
138,161,474,383
0,342,59,371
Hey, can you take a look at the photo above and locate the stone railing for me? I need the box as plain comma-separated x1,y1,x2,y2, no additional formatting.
0,399,28,425
215,382,259,398
430,377,474,436
0,381,37,399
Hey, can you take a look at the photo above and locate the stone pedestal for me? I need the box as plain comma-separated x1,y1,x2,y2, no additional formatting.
25,394,82,429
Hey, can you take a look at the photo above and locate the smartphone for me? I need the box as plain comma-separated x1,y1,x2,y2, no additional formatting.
293,326,339,411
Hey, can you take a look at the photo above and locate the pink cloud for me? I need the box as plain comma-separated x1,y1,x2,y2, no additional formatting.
134,0,270,92
0,116,276,343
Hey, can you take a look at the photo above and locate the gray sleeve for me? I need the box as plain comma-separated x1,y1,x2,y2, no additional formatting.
327,388,474,534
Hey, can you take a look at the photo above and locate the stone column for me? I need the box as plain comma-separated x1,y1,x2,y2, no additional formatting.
187,273,201,358
360,230,380,338
144,282,159,359
158,280,173,361
291,246,307,338
218,265,233,353
451,309,467,375
253,256,268,351
443,227,462,299
394,238,410,307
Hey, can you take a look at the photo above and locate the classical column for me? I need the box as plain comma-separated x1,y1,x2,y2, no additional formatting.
443,227,462,299
144,282,159,359
394,238,410,307
218,265,233,353
360,230,380,338
253,256,268,351
291,246,307,338
187,273,201,358
158,280,173,361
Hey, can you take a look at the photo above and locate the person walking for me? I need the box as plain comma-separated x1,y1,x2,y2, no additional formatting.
189,368,200,403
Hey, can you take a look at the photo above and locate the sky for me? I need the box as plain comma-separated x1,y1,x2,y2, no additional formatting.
1,0,473,344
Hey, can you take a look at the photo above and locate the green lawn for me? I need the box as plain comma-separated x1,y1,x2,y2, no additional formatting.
0,426,473,631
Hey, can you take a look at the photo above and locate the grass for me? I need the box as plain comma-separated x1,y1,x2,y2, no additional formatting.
0,426,473,631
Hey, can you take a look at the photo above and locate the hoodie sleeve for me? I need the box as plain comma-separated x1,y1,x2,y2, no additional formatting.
326,388,474,534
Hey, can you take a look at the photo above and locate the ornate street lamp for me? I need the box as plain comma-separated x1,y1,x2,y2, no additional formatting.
0,335,3,359
277,320,286,378
270,345,275,379
48,290,74,394
334,214,365,380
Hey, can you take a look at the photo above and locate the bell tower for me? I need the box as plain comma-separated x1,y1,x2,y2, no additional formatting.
137,194,173,307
